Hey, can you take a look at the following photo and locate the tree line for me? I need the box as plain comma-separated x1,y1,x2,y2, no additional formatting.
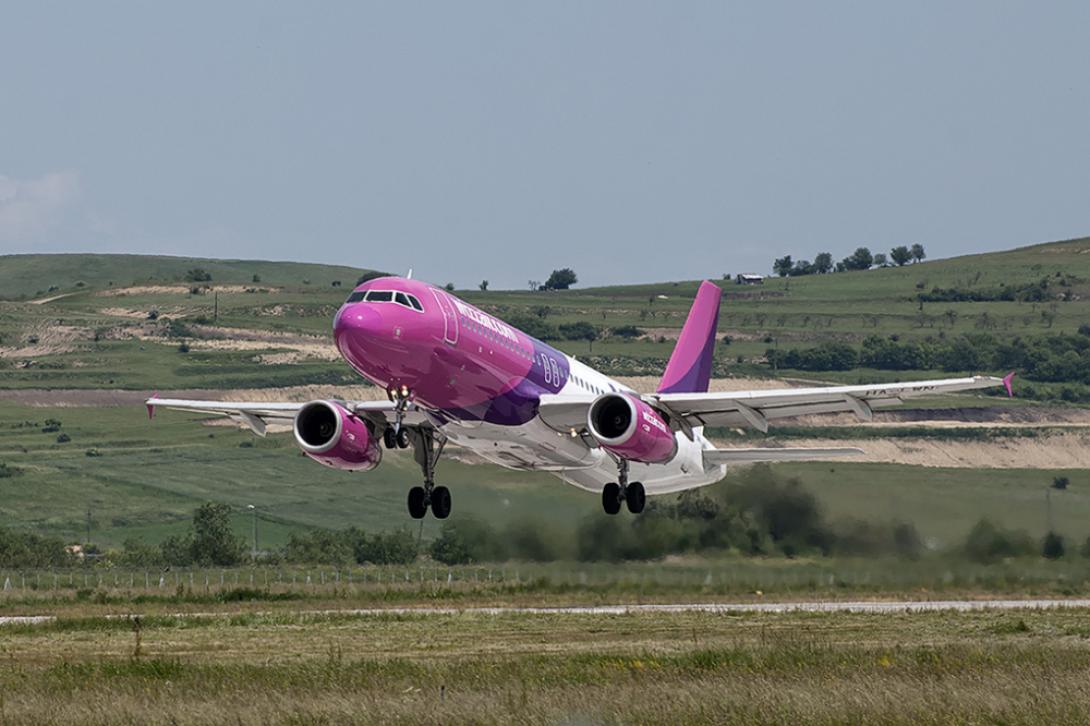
773,244,925,277
1,469,1082,568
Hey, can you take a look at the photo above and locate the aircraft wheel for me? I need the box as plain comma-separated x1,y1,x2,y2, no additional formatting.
384,428,398,449
625,481,646,514
431,486,452,519
408,486,428,519
602,482,622,515
396,428,410,449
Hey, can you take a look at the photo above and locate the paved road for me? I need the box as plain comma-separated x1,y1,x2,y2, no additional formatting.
5,599,1090,626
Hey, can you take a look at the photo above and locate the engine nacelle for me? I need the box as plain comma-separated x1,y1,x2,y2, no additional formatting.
587,393,677,464
293,400,382,471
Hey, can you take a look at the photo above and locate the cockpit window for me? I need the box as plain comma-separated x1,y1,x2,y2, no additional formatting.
345,289,425,312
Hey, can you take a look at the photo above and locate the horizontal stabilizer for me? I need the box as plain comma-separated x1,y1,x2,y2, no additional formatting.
703,446,864,466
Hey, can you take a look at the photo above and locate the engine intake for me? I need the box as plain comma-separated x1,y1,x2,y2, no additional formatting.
293,400,382,471
587,393,677,464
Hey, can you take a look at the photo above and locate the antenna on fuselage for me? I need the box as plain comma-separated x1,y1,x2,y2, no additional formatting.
406,268,413,280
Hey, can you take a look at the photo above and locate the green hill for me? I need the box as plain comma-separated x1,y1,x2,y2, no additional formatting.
0,253,379,300
2,238,1090,395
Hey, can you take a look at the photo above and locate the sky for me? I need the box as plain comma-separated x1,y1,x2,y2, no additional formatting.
0,1,1087,288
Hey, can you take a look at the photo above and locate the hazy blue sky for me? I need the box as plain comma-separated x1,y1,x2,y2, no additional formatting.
1,2,1087,288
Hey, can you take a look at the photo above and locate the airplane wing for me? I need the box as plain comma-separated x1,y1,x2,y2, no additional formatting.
538,373,1012,434
647,374,1011,432
145,396,431,436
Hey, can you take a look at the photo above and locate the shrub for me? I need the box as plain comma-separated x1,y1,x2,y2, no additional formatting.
1042,531,1065,559
611,325,645,339
963,519,1035,563
430,519,506,564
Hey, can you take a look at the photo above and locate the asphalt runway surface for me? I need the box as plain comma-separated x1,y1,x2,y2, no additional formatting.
5,599,1090,626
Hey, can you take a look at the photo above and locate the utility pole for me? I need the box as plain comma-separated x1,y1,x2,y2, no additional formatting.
214,290,219,324
85,508,92,545
248,504,257,559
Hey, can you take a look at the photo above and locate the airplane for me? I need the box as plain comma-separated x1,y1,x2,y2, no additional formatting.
147,277,1014,519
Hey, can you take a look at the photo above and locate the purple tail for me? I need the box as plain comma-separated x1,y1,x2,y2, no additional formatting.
658,281,722,394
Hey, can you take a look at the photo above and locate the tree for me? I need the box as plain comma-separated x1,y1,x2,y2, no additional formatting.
772,255,793,277
444,282,455,292
841,247,873,271
252,274,261,283
791,259,814,276
911,243,926,263
872,253,888,268
544,268,578,290
189,502,245,566
1043,531,1065,559
890,245,912,266
185,268,212,283
813,252,833,274
479,280,489,291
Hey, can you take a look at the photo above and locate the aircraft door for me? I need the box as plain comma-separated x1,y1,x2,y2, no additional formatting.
430,289,459,345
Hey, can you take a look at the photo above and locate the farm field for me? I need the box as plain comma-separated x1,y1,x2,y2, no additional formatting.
2,604,1090,723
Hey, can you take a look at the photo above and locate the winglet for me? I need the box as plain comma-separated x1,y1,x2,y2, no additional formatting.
146,392,159,420
1002,371,1015,398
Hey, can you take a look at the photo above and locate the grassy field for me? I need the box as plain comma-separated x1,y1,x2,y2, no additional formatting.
4,239,1090,391
1,400,1089,550
2,605,1090,723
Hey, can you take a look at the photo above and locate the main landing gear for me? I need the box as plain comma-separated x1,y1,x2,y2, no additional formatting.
407,427,451,520
601,459,645,515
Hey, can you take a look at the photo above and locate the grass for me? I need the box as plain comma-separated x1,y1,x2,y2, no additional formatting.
0,399,1087,549
2,606,1090,722
5,238,1090,390
7,555,1090,617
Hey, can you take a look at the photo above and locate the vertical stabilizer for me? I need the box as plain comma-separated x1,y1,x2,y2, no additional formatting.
657,281,722,394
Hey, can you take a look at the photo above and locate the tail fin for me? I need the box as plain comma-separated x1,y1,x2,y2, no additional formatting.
658,280,722,394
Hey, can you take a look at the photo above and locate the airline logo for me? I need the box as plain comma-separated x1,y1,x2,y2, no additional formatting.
454,300,519,343
642,408,671,436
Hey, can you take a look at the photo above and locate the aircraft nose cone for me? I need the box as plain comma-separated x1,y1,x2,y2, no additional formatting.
335,304,383,342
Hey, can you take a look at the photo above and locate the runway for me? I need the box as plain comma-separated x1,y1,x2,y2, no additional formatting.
5,598,1090,626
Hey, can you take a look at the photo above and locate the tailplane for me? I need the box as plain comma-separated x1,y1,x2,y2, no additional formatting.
657,281,722,394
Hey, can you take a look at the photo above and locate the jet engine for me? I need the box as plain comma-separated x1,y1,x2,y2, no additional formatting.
587,393,677,464
293,400,382,471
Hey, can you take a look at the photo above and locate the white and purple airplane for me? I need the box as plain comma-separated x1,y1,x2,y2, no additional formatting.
147,277,1012,519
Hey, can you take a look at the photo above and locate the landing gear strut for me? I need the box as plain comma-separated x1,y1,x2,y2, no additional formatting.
601,459,645,515
407,427,450,519
384,386,413,449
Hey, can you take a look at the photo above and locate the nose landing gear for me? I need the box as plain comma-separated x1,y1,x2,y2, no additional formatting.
601,459,645,515
383,386,414,449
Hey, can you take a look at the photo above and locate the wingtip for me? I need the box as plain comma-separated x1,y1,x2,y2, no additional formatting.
146,391,159,420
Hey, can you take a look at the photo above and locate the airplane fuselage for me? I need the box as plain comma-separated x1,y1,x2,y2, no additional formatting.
333,277,723,494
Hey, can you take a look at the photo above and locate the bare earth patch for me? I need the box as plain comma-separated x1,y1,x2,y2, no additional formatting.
95,284,282,297
0,324,93,358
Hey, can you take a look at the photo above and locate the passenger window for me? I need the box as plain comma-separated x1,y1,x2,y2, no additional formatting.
367,290,393,302
345,291,366,303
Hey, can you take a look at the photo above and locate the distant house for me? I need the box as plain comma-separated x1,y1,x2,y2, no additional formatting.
735,273,765,285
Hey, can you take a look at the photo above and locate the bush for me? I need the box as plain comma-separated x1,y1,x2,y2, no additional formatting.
1042,531,1065,559
430,519,506,564
56,433,71,443
558,321,599,341
184,268,212,282
611,325,645,339
963,519,1035,563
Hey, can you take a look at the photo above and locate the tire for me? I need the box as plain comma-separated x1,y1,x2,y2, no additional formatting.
625,481,646,514
602,482,622,515
396,428,410,449
407,486,428,519
431,486,452,519
384,428,397,449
